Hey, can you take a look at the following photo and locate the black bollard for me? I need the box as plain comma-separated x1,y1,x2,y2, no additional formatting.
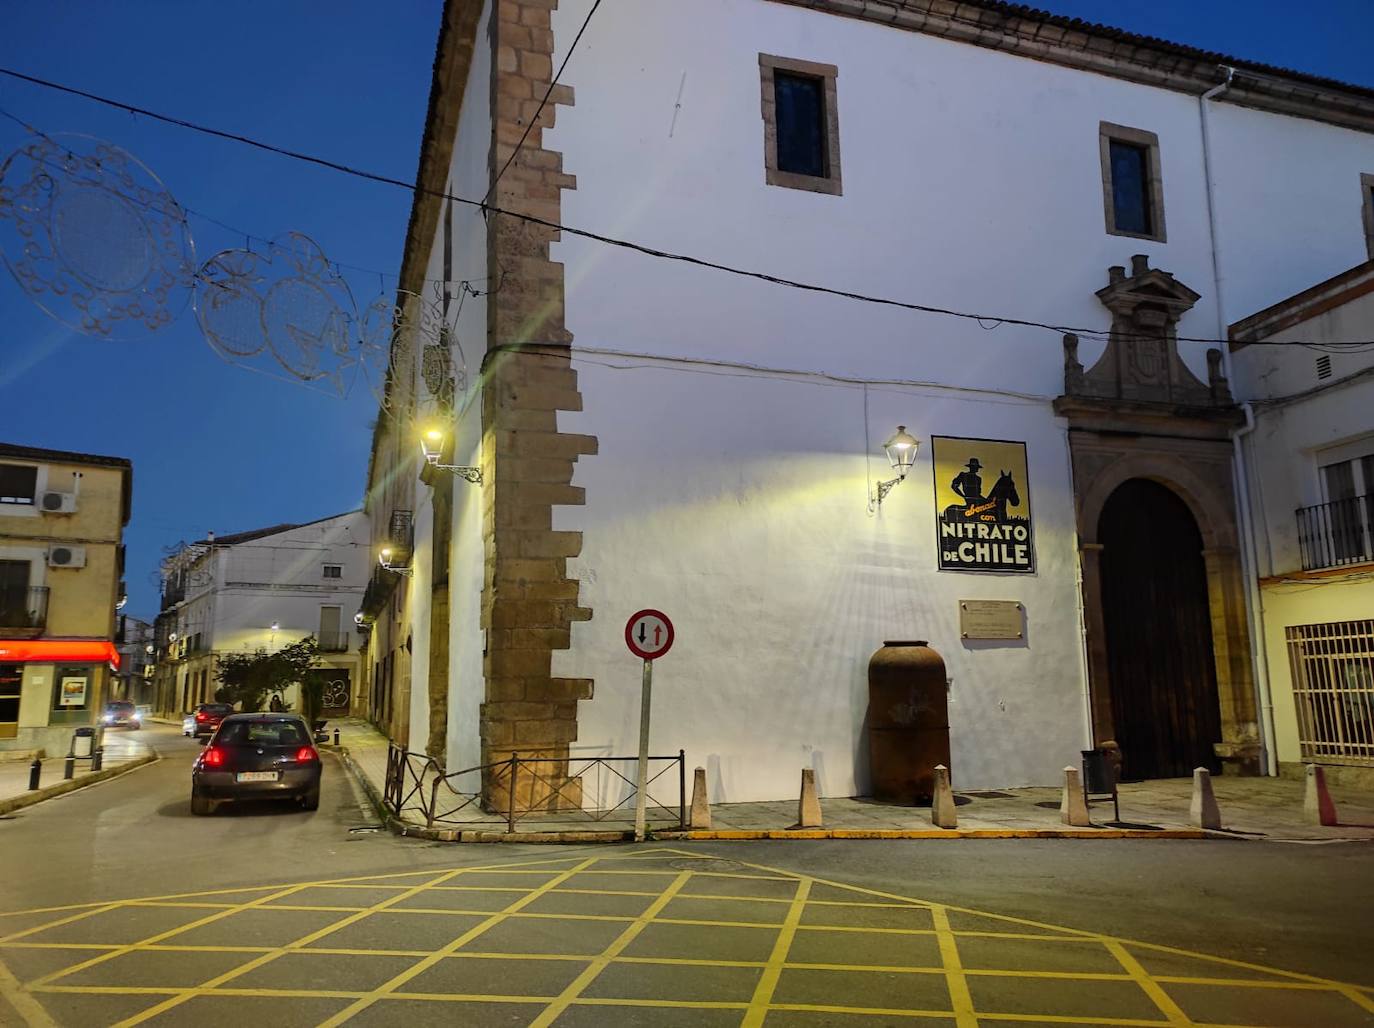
28,758,41,791
63,755,75,780
333,728,340,746
92,746,103,772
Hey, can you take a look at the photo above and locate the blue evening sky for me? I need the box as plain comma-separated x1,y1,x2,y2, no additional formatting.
0,1,1368,619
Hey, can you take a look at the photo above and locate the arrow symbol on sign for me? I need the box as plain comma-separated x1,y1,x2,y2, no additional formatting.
638,622,647,644
654,625,662,646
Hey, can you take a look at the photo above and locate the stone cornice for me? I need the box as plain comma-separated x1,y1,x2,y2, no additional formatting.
765,0,1374,135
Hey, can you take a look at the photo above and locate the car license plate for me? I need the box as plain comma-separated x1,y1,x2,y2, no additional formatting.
236,771,278,783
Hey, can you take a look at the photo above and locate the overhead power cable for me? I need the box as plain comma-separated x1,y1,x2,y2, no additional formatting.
2,65,1372,350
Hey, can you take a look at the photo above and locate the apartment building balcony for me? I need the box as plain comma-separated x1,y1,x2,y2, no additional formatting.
1297,495,1373,571
318,629,350,653
0,586,48,637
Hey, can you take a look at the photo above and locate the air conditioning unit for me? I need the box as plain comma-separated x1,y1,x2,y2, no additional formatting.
49,545,87,568
39,490,77,514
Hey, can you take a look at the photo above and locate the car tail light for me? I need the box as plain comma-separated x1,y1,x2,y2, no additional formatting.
293,746,319,763
195,712,207,721
201,747,226,767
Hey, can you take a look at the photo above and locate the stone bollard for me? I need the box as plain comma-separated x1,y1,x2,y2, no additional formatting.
689,767,712,829
1060,766,1090,826
1189,767,1222,830
931,764,957,829
797,768,823,829
1303,764,1338,826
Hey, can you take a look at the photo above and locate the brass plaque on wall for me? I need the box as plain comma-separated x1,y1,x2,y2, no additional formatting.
959,600,1024,640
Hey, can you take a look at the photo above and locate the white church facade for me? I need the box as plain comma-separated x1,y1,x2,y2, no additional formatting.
358,0,1374,805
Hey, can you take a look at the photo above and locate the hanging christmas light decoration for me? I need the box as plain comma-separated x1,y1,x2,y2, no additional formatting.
0,132,195,338
194,232,358,395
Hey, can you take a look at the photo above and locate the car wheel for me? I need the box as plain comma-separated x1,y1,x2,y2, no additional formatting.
300,787,320,812
191,789,215,816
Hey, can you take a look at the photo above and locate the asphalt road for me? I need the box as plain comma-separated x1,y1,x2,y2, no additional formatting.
1,724,1371,1027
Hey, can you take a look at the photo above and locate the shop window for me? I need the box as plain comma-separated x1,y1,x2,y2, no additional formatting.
759,54,842,196
1100,122,1166,242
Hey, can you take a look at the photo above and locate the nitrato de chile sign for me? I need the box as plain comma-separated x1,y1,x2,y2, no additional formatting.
933,436,1035,573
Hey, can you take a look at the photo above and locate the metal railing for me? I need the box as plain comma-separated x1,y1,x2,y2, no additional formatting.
1287,619,1374,766
318,630,350,653
0,585,48,631
1296,494,1373,571
383,744,687,833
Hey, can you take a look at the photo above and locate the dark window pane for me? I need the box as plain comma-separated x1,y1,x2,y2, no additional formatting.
0,464,36,505
775,72,826,178
1110,140,1152,235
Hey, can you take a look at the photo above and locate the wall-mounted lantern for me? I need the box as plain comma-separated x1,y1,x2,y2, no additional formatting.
418,422,482,484
874,426,919,506
378,546,412,577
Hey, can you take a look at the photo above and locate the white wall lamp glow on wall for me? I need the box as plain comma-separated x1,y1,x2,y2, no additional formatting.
419,423,482,484
874,426,920,506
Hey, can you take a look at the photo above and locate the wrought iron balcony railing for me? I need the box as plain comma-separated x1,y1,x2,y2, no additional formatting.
1297,494,1373,571
0,586,48,631
318,629,350,653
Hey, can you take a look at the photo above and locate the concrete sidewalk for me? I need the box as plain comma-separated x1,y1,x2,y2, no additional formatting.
0,729,156,814
333,718,1374,843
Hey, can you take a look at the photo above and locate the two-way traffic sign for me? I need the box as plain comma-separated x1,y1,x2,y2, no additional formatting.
625,609,674,661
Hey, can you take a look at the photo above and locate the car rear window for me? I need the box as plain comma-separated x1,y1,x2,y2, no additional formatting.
216,720,309,746
200,704,234,715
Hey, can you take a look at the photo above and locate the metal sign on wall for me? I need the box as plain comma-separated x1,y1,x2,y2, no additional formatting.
932,436,1035,573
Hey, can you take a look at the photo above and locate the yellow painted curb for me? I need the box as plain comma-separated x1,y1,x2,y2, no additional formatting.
652,827,1208,841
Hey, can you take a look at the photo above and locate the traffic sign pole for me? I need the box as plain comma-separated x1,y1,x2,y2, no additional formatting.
633,658,653,843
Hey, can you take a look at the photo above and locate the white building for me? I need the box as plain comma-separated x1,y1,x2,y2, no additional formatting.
1231,260,1374,785
155,511,370,718
365,0,1374,805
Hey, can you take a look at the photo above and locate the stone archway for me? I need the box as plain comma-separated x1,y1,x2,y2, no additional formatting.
1055,255,1259,775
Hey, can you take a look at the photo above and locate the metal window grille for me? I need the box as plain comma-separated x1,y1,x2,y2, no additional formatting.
1287,619,1374,765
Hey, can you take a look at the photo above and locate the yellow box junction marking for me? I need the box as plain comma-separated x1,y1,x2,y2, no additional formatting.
0,845,1367,1027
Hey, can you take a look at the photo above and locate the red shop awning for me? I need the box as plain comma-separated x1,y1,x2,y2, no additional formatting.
0,640,120,668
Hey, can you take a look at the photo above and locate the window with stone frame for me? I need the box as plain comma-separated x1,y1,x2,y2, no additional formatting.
1362,173,1374,260
1099,122,1166,242
759,54,841,196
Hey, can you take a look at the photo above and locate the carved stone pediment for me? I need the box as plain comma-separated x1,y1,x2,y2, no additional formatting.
1061,255,1232,410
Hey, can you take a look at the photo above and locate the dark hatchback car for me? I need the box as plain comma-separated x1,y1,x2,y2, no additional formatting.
191,714,321,815
102,700,141,730
186,702,234,739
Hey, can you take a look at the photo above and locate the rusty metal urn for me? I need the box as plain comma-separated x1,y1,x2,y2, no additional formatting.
867,640,951,804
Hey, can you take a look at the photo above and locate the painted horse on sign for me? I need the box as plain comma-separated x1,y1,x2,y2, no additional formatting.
943,470,1020,524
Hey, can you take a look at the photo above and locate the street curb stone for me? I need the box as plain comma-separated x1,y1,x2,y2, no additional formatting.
0,754,158,816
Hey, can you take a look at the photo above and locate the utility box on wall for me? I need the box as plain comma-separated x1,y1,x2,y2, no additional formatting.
867,640,951,805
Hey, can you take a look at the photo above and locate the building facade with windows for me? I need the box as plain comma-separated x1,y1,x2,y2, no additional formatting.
1231,261,1374,784
152,511,370,719
366,0,1374,805
112,614,156,708
0,442,131,755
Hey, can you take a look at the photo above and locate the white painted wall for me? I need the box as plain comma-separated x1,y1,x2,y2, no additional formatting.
526,0,1374,798
1233,287,1374,577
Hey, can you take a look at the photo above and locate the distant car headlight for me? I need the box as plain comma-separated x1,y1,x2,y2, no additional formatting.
103,714,114,723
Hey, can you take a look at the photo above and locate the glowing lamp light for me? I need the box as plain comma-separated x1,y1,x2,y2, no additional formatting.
884,426,919,477
270,621,280,632
874,425,920,507
379,547,393,565
417,421,482,484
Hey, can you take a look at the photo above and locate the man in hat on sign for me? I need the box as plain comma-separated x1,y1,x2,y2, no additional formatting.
950,457,986,506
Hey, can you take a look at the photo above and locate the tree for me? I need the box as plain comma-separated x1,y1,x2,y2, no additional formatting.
214,636,321,713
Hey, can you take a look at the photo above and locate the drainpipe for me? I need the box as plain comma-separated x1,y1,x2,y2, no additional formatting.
1199,66,1278,776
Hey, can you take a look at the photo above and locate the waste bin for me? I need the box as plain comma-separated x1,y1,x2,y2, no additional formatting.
72,726,95,759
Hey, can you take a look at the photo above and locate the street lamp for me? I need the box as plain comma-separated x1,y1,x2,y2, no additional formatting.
874,426,919,506
418,421,482,484
378,546,412,577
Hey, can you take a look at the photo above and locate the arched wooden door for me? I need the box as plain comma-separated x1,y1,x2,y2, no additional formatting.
1099,479,1222,779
